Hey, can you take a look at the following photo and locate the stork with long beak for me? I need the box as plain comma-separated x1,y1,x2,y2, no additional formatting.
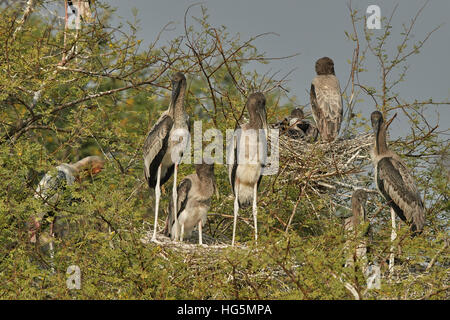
228,92,268,246
143,72,190,242
370,111,425,272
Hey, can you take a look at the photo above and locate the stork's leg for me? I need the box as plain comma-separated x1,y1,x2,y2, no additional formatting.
151,164,162,242
232,184,239,247
180,223,184,243
49,221,55,274
358,240,368,276
252,182,258,245
198,220,203,245
108,226,114,249
362,242,368,274
365,263,381,290
389,208,397,275
343,239,354,269
173,163,179,240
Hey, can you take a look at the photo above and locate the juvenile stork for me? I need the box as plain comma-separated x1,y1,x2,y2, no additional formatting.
370,111,425,270
143,72,190,242
344,189,381,289
229,92,268,246
273,108,318,141
310,57,343,142
287,108,319,142
344,189,370,269
68,0,94,23
167,163,217,245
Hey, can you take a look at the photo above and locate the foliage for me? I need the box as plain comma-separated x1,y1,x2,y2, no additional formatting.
0,1,448,299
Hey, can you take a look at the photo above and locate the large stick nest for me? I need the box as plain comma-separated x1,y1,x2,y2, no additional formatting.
274,132,377,213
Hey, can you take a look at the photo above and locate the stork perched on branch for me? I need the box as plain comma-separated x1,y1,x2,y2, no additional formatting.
31,155,104,270
370,111,425,271
310,57,343,142
143,72,190,242
167,163,217,245
344,189,380,289
228,92,268,246
34,156,104,209
344,189,370,269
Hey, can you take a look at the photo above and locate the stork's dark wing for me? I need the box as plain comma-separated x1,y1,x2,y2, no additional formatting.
143,113,173,189
310,83,319,118
310,76,343,141
377,157,425,232
167,178,192,236
176,178,192,218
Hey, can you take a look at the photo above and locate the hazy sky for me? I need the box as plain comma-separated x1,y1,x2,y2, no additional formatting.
59,1,450,138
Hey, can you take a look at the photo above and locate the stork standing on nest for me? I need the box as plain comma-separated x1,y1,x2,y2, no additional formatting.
229,92,268,246
143,72,190,242
370,111,425,272
310,57,343,142
167,163,217,245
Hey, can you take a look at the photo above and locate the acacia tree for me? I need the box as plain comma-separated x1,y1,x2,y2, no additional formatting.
0,1,448,299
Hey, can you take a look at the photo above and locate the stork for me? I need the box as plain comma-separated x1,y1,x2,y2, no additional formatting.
273,108,318,141
310,57,343,142
34,155,105,211
370,111,425,271
61,1,94,64
68,0,94,23
344,189,369,269
287,108,319,142
228,92,268,246
143,72,190,242
344,189,381,289
32,155,104,270
167,163,217,245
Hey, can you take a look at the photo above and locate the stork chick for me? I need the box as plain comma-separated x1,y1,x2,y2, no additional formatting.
167,163,217,245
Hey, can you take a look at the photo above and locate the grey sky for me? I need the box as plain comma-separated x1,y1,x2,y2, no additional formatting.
86,1,450,138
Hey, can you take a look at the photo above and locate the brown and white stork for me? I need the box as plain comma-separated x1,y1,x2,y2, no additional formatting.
310,57,343,142
370,111,425,271
228,92,268,246
143,72,190,242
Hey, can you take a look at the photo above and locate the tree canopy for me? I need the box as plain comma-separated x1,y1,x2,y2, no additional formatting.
0,1,448,299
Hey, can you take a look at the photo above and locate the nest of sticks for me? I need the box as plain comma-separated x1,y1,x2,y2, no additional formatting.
274,132,377,215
